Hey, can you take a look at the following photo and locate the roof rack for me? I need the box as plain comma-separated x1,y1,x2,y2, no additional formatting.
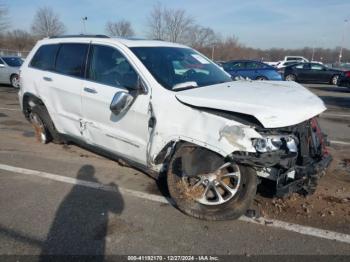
49,34,110,39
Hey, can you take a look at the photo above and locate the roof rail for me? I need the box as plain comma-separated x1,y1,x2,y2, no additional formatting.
49,34,110,39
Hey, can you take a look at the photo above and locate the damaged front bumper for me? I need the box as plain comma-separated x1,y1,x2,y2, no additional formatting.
229,118,332,197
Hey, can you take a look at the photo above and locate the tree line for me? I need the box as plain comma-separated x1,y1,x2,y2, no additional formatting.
0,2,349,63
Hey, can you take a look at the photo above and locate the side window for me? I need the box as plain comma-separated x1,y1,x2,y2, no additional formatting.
225,62,245,70
310,64,324,70
30,44,59,70
55,43,89,77
0,58,4,65
246,62,266,69
87,45,138,88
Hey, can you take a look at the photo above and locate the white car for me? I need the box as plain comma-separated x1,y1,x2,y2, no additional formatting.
276,56,309,69
0,56,22,88
18,35,332,220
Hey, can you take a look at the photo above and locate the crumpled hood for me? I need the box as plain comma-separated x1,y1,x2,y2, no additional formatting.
175,80,326,128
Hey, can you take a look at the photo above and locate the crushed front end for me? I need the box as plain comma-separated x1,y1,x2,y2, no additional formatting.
230,117,332,197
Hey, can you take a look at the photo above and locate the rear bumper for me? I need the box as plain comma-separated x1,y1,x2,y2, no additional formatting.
337,77,350,87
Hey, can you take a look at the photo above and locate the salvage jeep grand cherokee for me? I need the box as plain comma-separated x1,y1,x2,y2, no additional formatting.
18,35,332,220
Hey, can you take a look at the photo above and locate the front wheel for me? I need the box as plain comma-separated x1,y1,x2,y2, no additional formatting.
285,74,296,81
10,74,20,88
167,144,257,220
256,76,267,81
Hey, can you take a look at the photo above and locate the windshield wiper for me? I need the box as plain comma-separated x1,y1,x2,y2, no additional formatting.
172,81,198,91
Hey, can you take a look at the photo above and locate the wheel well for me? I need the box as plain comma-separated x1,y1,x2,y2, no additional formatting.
9,73,18,81
22,93,45,119
153,140,225,170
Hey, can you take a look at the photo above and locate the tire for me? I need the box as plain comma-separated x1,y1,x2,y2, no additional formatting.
331,75,339,85
256,76,267,81
167,143,257,220
30,105,63,144
285,74,296,81
10,74,20,88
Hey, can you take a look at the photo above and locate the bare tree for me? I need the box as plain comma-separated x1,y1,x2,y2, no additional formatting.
31,7,66,37
147,3,165,40
0,2,9,34
5,29,35,51
147,4,193,43
186,25,218,48
163,8,193,43
105,20,135,37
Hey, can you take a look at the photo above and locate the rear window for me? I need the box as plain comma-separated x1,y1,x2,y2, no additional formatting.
30,44,59,70
2,57,23,67
55,43,89,77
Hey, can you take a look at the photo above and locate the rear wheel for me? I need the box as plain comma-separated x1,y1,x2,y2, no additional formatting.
167,144,257,220
331,75,339,85
30,105,63,144
285,74,296,81
256,76,267,81
10,74,20,88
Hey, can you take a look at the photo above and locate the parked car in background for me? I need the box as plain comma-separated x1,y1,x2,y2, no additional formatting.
284,62,342,85
275,56,309,69
0,56,23,88
222,60,282,80
282,56,309,63
337,71,350,88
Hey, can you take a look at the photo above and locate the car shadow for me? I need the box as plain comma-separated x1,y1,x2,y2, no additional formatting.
39,165,124,259
319,96,350,109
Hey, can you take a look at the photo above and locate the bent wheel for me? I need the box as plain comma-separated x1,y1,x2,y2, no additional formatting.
167,144,257,220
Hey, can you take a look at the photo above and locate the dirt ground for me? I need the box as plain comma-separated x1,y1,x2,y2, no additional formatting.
254,146,350,234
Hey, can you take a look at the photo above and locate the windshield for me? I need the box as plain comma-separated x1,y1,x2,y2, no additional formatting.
2,57,23,67
130,47,231,90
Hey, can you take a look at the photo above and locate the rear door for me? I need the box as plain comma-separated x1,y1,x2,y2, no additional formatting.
223,61,246,78
309,63,330,82
36,43,89,138
81,44,151,165
294,63,311,81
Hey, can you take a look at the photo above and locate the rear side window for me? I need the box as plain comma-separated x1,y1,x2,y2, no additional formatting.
55,43,89,77
224,62,245,70
30,44,59,70
246,62,268,69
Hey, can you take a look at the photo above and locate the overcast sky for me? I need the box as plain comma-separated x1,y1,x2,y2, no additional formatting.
4,0,350,49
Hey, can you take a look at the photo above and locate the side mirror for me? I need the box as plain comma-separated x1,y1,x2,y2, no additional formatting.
0,64,5,68
110,91,134,115
125,75,147,94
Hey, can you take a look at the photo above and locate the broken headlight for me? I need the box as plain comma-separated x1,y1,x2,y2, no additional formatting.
252,136,297,153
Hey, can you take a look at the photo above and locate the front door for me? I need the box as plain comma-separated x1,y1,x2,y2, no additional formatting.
81,44,151,165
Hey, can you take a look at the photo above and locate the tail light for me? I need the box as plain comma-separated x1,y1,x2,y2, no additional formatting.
345,71,350,78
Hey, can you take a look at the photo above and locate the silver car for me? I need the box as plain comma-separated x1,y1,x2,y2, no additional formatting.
0,56,23,88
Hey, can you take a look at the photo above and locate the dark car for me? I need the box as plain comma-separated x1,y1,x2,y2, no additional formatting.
337,71,350,88
284,62,342,85
222,60,282,81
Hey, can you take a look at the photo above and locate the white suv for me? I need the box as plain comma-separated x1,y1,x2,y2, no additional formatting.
18,35,332,220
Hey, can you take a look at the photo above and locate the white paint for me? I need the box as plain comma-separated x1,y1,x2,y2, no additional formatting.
0,163,350,245
0,107,20,111
331,140,350,146
239,216,350,244
175,80,326,128
0,163,169,204
322,113,350,118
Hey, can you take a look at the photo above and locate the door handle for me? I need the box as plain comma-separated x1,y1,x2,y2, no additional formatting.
43,76,52,82
84,87,97,94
